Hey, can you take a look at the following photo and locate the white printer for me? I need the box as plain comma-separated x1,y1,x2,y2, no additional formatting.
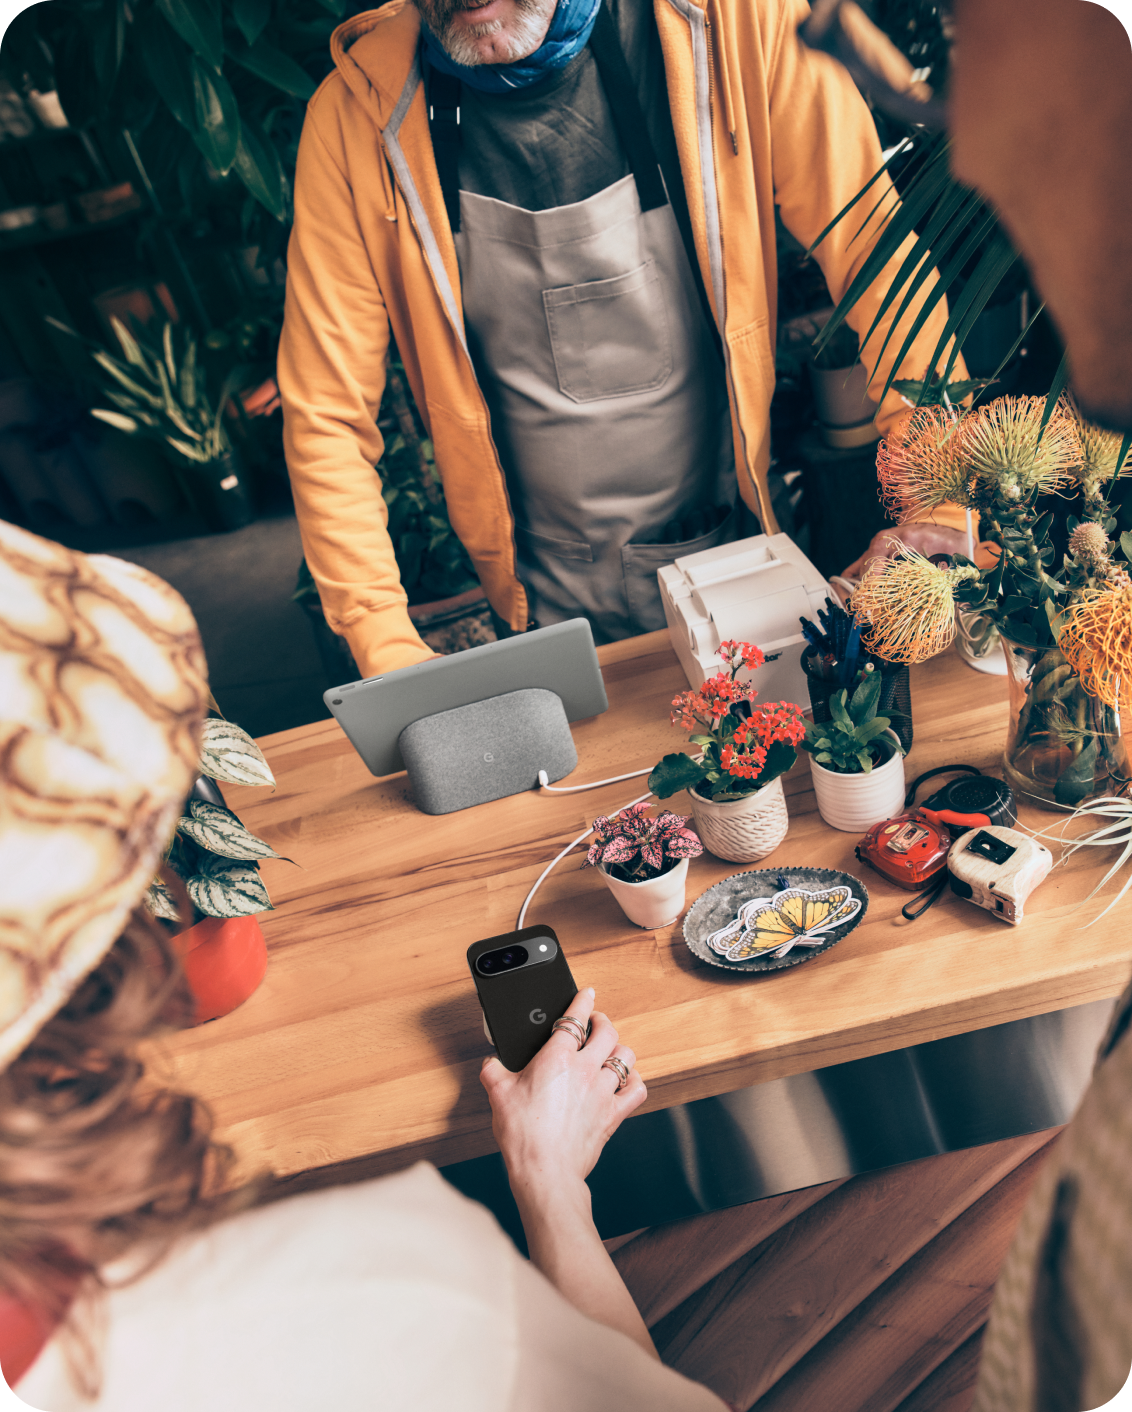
657,533,831,707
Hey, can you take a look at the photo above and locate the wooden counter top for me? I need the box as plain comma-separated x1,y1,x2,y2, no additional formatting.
163,631,1132,1185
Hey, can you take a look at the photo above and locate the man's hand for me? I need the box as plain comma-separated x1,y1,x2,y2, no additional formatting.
839,522,971,598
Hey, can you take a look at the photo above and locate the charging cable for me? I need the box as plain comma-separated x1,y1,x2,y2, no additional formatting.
537,765,653,793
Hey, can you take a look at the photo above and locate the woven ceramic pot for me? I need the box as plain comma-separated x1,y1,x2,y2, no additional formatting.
808,730,905,833
600,857,690,929
688,776,790,863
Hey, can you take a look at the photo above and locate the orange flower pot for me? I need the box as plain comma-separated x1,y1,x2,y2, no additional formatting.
174,914,267,1024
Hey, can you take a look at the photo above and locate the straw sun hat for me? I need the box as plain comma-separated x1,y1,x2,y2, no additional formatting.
0,520,208,1070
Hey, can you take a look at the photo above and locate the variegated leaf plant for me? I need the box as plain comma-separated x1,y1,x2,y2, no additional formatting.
146,717,285,923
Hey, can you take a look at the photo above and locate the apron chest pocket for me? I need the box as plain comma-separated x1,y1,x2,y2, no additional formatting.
543,260,672,404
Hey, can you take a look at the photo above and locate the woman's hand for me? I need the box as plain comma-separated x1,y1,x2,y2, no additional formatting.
480,988,657,1358
480,987,646,1193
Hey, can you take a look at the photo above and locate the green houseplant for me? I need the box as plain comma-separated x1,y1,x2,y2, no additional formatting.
51,315,253,531
799,665,907,831
147,715,283,1023
147,716,282,923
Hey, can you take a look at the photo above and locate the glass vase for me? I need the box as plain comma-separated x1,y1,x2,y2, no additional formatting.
1000,639,1130,809
954,605,1008,676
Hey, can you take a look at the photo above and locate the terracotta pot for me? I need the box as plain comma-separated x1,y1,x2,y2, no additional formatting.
688,775,790,863
174,914,267,1023
599,857,689,929
807,730,905,833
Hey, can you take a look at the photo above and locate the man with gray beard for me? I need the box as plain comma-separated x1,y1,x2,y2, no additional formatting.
278,0,962,678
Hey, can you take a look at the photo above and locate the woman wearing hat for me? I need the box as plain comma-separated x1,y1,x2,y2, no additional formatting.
0,520,725,1410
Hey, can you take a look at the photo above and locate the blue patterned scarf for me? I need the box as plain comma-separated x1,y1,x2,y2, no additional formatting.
421,0,603,92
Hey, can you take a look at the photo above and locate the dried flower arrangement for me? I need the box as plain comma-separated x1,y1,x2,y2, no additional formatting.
852,393,1132,806
649,641,806,803
582,803,703,883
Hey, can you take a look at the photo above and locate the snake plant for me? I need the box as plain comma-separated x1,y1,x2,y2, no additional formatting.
50,316,239,466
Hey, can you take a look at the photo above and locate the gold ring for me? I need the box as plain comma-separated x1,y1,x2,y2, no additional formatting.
602,1055,630,1090
551,1016,588,1050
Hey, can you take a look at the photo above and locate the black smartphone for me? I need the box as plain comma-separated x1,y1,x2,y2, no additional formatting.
467,925,578,1072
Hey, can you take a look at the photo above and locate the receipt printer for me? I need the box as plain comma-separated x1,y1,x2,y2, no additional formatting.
658,533,831,706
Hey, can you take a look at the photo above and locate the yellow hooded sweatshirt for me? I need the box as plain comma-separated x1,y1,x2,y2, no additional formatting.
278,0,966,679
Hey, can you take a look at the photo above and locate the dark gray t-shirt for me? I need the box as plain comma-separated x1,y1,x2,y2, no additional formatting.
449,0,706,320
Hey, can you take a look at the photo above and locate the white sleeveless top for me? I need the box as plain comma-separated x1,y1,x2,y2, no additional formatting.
13,1162,723,1412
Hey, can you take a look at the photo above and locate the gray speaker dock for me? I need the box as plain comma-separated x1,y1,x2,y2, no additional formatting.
399,689,578,815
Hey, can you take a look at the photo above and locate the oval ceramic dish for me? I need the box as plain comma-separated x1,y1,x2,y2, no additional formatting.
683,866,869,974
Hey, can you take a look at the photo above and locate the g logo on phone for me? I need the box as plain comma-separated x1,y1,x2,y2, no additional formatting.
529,1008,547,1025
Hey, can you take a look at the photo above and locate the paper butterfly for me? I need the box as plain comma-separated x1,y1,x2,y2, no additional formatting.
706,885,861,963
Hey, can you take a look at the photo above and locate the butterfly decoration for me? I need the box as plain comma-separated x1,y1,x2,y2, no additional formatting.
705,884,862,962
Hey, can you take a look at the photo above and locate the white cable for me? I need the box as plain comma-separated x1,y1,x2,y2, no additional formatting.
517,789,654,929
537,765,653,793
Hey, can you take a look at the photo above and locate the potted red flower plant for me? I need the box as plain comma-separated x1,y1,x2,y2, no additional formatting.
583,803,703,929
649,640,805,862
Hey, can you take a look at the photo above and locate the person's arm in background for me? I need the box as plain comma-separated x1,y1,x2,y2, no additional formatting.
764,0,971,572
278,103,434,678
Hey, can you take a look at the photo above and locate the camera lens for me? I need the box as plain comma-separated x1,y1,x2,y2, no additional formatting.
477,945,529,975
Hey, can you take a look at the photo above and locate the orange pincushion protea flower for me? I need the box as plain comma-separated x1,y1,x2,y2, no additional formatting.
959,395,1081,499
1058,584,1132,712
875,405,969,518
851,543,979,664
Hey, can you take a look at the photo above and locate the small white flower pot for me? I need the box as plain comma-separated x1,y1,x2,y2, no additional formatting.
688,774,790,863
600,857,690,929
808,729,906,833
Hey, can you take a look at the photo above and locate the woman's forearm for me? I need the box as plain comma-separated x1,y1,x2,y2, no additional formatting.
510,1172,658,1359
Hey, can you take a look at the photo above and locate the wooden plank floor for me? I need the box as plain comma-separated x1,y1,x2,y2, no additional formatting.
609,1130,1059,1412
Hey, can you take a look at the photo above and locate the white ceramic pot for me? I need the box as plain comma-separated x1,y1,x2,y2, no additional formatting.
600,857,689,929
688,775,790,863
808,730,906,833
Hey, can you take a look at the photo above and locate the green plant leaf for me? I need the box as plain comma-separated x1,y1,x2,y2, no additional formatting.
90,0,127,103
849,669,882,723
190,58,240,175
137,8,198,130
815,143,958,357
199,717,276,787
856,750,874,773
234,117,287,219
177,800,281,859
1038,352,1071,443
187,861,273,917
226,36,316,99
648,752,707,800
1054,736,1100,807
1119,531,1132,564
93,351,165,407
91,409,140,433
855,717,892,744
157,0,224,71
145,877,182,921
745,738,797,791
829,690,852,727
807,134,914,259
233,0,273,46
180,335,198,410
